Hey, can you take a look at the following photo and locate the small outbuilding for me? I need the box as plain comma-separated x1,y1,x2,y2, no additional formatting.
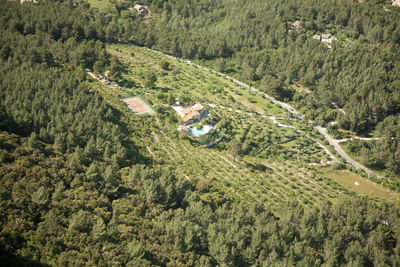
134,4,149,15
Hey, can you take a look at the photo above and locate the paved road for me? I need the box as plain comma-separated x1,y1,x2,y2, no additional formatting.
315,126,379,177
148,47,380,177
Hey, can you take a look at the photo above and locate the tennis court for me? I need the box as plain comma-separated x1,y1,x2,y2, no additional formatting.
122,96,156,115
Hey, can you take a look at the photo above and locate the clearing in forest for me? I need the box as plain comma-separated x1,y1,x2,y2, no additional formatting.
102,44,398,206
322,168,395,199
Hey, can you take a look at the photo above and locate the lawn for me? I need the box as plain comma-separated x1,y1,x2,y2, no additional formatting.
88,0,112,10
322,168,397,200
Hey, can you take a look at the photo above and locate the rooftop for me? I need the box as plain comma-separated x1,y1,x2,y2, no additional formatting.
181,110,200,123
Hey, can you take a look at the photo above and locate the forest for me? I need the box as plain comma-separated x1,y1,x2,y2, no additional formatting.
0,0,400,266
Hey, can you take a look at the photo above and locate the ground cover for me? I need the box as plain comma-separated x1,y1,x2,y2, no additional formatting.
87,0,112,10
148,120,355,207
321,168,397,200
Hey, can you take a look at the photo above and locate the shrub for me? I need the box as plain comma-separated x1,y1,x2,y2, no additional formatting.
332,161,346,170
158,59,170,70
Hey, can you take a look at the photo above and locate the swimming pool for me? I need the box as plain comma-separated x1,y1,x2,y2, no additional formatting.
190,125,213,137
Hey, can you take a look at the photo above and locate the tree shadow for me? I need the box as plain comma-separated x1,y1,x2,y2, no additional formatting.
246,162,272,172
225,68,236,73
1,245,50,267
156,87,171,93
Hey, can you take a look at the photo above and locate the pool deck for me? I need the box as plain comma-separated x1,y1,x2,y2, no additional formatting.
172,105,185,117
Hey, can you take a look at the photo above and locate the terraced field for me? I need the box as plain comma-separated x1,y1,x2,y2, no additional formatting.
88,44,396,206
147,116,352,206
108,44,286,116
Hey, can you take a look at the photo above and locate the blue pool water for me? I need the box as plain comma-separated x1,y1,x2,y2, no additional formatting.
190,125,213,137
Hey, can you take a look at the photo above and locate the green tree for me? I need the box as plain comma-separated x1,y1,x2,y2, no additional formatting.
167,93,175,105
128,239,146,258
216,58,226,72
229,139,243,162
28,132,40,150
92,218,106,241
32,186,50,205
104,165,117,189
144,71,157,88
158,59,170,70
69,210,92,233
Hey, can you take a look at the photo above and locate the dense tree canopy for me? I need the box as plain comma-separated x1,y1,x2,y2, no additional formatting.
1,0,400,265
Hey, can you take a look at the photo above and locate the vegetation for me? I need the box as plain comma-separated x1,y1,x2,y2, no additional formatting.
103,0,400,176
1,0,400,266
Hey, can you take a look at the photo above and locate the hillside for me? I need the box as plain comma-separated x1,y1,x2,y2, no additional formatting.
103,43,398,204
1,0,400,266
104,0,400,178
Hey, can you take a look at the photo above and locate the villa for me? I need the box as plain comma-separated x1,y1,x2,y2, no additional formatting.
181,103,205,125
182,109,201,124
173,103,214,137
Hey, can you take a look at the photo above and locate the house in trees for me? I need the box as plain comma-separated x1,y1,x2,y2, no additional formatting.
174,103,213,137
20,0,38,3
312,34,321,41
312,33,337,48
291,20,305,32
293,20,301,28
134,4,149,15
321,34,337,48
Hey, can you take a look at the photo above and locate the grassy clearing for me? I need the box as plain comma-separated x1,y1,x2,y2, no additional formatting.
87,0,112,10
322,168,397,200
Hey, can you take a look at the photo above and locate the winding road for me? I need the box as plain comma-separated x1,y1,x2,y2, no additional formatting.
315,126,378,177
148,47,380,178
